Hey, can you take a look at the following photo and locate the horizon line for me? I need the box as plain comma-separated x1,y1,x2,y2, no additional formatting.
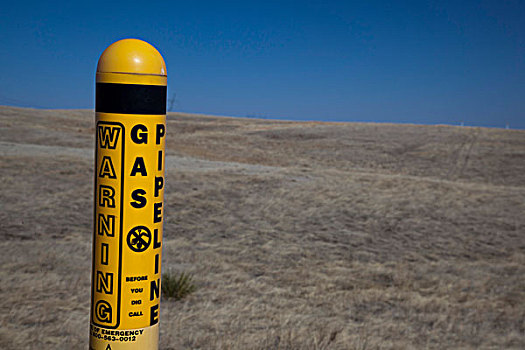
0,104,522,131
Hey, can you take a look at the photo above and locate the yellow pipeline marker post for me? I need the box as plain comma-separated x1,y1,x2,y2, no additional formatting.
90,39,167,350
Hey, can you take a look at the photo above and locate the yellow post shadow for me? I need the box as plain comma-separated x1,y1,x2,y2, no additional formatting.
90,39,167,350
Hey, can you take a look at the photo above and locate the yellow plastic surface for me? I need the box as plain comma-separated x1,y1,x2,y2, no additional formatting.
91,39,167,350
97,39,167,77
96,72,167,86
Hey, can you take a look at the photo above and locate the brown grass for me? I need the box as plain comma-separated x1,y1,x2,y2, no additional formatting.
1,106,524,349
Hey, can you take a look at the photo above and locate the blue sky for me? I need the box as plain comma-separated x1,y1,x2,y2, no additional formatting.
0,0,523,128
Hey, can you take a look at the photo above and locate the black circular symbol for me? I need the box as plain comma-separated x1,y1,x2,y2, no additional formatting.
127,226,151,252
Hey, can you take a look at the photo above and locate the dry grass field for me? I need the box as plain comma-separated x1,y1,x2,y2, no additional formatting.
1,105,524,349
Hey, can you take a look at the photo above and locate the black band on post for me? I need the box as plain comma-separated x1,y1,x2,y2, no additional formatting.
96,83,167,115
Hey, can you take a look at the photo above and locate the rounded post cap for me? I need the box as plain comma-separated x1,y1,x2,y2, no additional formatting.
97,39,167,76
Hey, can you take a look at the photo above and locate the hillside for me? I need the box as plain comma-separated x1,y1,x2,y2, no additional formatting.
1,106,524,349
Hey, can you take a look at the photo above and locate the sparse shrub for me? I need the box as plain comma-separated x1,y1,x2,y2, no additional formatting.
162,270,196,300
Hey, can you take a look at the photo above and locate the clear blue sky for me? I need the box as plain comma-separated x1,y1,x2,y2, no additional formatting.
0,0,523,128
